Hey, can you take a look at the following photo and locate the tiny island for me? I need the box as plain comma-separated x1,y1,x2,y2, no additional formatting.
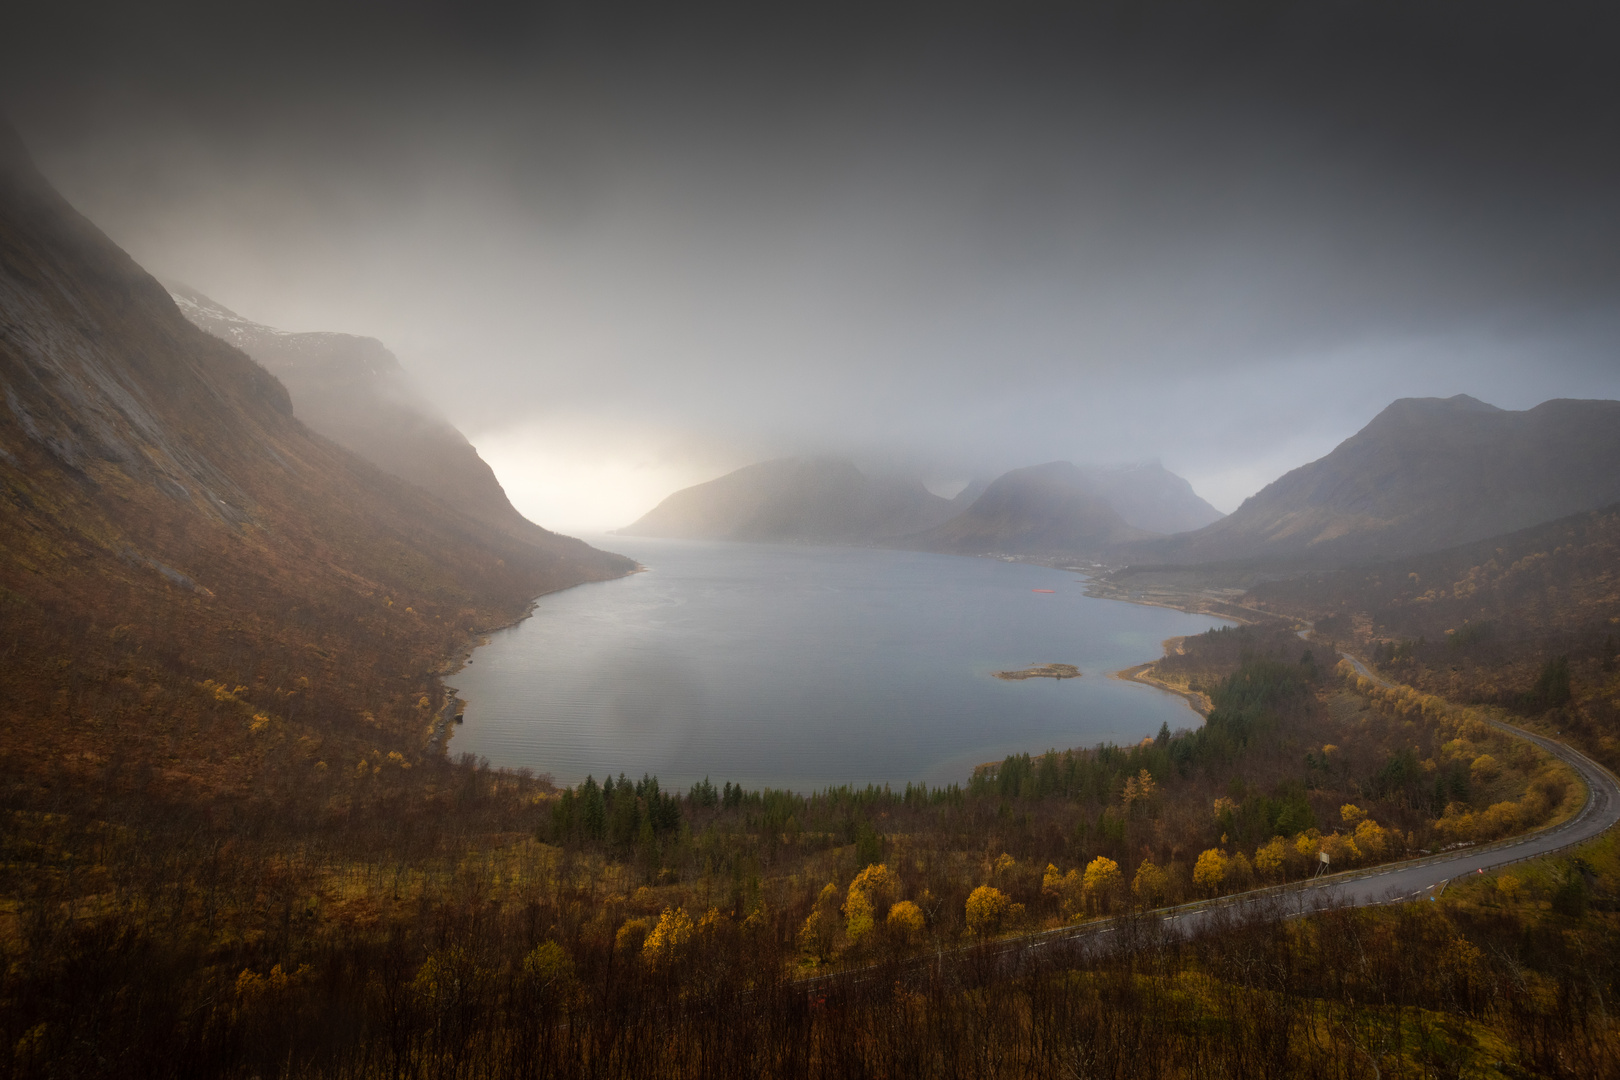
992,662,1081,681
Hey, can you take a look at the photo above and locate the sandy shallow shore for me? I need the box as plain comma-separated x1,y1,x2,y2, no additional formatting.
1112,637,1213,718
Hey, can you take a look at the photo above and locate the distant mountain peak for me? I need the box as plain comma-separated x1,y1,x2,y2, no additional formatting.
166,282,294,341
620,457,958,544
902,460,1157,558
1403,393,1502,412
998,460,1225,537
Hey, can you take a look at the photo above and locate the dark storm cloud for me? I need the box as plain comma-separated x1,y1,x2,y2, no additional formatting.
5,1,1620,526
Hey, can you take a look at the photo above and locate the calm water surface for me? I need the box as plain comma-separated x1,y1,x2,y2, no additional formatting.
450,539,1229,791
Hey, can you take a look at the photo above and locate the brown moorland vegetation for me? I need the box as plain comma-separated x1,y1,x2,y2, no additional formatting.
1249,504,1620,776
2,124,1616,1077
0,122,631,815
2,613,1593,1077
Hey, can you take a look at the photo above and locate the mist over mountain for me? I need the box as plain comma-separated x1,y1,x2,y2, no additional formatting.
619,458,958,545
0,121,631,795
948,478,992,509
904,461,1156,559
10,1,1620,520
619,458,958,544
1066,463,1224,535
167,285,567,546
1133,395,1620,568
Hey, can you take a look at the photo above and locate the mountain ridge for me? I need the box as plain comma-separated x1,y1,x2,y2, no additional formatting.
167,283,561,547
619,457,960,544
1129,394,1620,568
901,460,1158,557
1063,461,1224,535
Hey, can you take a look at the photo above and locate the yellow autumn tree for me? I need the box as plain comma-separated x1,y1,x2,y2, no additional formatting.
846,863,902,941
615,918,652,955
1318,831,1361,867
1134,768,1157,800
1254,837,1287,880
1121,769,1157,811
887,900,925,941
1354,818,1390,860
844,889,874,941
1132,860,1169,906
965,885,1010,938
850,863,901,908
1193,849,1228,895
1042,863,1084,916
642,906,694,967
1082,856,1122,911
797,882,841,963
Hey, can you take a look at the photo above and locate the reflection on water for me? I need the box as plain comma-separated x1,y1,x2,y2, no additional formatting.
451,538,1229,791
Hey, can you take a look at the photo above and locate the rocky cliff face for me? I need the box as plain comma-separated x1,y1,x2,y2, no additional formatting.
168,284,564,547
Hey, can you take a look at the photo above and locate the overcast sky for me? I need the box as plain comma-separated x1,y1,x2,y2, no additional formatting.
5,1,1619,531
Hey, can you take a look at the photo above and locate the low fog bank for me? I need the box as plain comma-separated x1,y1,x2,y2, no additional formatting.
8,2,1619,531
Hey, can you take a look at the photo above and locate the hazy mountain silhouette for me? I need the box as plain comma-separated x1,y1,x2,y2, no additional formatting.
168,285,562,547
1134,395,1620,567
903,461,1157,557
948,477,992,508
1067,462,1224,535
619,457,959,544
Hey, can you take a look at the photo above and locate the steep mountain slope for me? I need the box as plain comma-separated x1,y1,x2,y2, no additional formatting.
948,477,992,509
168,284,560,545
0,124,631,800
1135,395,1620,567
903,461,1156,557
618,457,958,544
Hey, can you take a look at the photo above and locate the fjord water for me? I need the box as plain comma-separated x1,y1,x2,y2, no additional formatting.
450,539,1228,791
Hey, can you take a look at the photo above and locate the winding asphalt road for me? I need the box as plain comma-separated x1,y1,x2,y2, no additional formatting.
1033,651,1620,949
1310,654,1620,895
805,651,1620,989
